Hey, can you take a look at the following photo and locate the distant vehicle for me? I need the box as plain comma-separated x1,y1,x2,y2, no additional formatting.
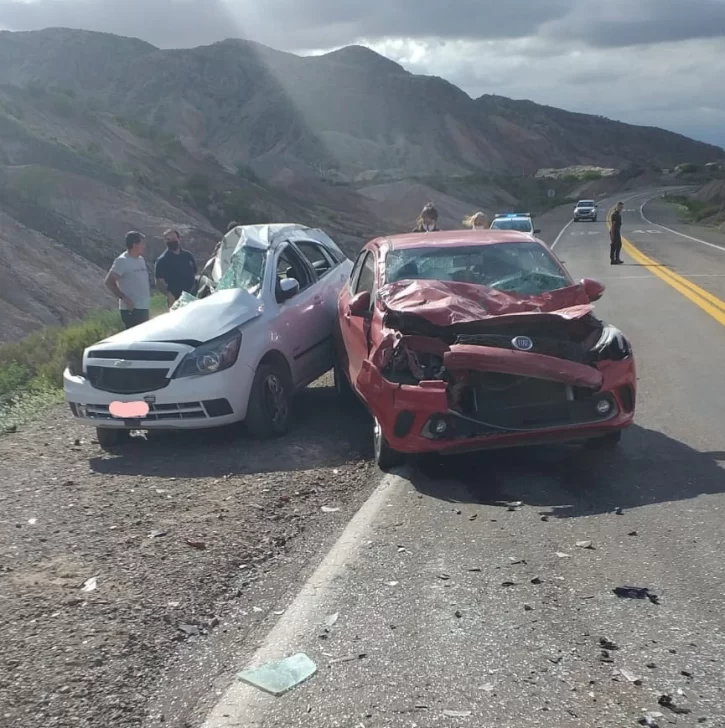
335,229,636,470
573,200,598,222
489,213,540,235
64,224,353,448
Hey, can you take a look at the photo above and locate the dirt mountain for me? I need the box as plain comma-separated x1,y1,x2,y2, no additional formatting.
0,27,723,342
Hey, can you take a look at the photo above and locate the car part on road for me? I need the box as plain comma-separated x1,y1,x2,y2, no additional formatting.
658,694,691,715
613,586,660,604
245,363,292,439
238,653,317,696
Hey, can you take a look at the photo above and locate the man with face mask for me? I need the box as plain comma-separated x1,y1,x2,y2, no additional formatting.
155,228,198,306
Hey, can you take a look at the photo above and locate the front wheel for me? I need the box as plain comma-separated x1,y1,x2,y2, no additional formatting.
245,363,292,439
96,427,132,450
373,417,405,471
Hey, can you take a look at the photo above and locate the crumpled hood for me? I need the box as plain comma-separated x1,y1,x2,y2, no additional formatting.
378,279,593,328
101,289,263,345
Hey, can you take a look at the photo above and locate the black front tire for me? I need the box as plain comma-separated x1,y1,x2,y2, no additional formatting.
585,431,622,450
245,363,292,439
96,427,132,450
373,417,405,471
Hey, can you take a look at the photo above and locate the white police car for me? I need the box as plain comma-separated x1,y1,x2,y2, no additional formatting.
489,213,540,235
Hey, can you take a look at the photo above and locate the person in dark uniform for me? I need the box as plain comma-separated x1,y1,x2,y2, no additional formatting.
610,201,624,265
413,202,439,232
155,229,198,306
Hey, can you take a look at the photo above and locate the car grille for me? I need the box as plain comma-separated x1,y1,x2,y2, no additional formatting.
76,401,207,421
455,333,587,363
87,349,178,361
86,365,170,394
459,372,615,433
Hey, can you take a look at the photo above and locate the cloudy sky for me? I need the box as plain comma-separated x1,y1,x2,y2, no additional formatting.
1,0,723,148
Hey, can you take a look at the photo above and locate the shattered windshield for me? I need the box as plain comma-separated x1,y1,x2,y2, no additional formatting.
216,244,266,297
385,242,571,297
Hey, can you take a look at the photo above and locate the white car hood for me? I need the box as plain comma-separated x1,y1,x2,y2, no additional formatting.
102,289,263,345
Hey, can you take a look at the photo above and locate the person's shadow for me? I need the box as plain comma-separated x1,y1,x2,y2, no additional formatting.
405,424,725,518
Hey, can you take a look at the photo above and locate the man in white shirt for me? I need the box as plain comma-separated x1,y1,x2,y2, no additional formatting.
105,231,151,329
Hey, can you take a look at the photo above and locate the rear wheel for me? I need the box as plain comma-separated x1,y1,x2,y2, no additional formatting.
245,362,292,439
585,431,622,450
373,417,405,471
96,427,132,450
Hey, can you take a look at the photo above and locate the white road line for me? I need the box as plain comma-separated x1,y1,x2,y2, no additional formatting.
639,198,725,253
201,472,406,727
550,218,573,249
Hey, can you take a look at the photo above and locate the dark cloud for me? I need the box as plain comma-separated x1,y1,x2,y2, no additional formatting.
0,0,240,48
543,0,725,48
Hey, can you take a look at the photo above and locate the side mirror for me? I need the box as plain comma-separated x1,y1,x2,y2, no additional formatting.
348,290,371,317
533,228,541,234
279,277,300,301
581,277,605,302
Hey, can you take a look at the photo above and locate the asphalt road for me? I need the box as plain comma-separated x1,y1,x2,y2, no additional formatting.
197,189,725,728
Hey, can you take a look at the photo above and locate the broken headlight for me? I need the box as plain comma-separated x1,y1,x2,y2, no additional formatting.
589,325,631,362
174,328,242,378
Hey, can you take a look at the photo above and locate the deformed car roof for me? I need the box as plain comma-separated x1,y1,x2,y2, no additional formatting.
373,229,540,251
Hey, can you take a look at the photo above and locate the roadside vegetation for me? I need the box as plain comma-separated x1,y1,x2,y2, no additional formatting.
663,194,720,223
0,294,167,433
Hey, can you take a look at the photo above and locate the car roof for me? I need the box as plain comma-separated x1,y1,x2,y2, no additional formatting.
577,200,595,204
372,229,541,251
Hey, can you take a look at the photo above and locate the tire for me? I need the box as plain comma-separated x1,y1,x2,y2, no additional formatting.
245,362,292,439
333,359,356,404
593,216,598,222
96,427,132,450
373,416,405,471
585,431,622,450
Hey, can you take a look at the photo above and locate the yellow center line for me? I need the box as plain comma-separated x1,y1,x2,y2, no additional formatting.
607,210,725,327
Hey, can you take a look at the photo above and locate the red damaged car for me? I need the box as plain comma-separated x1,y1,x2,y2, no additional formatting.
334,230,636,470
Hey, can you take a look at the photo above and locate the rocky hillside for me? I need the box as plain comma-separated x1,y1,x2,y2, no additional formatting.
0,27,723,341
0,29,721,183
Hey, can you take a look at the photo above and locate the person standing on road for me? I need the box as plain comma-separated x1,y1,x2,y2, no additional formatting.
610,201,624,265
413,202,439,232
155,229,198,307
105,231,151,330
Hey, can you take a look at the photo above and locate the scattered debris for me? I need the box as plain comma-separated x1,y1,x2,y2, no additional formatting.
149,530,168,538
508,557,526,565
443,710,472,718
28,518,37,526
547,656,563,664
615,507,625,515
639,711,664,727
600,651,614,663
501,581,516,588
321,506,340,513
185,539,207,550
531,577,542,585
628,531,639,537
81,577,98,592
468,567,482,573
178,623,200,637
646,663,657,669
325,613,339,628
238,653,317,696
524,604,534,612
613,586,660,604
599,637,619,651
618,668,642,685
437,573,451,581
469,514,478,521
576,540,595,550
681,670,693,678
329,653,366,666
541,515,550,522
386,581,399,587
556,552,572,559
507,501,523,512
253,606,264,613
167,601,180,608
658,694,691,715
397,546,410,554
454,610,463,619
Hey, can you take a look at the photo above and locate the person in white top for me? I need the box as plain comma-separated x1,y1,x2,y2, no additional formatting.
463,211,490,229
105,231,151,330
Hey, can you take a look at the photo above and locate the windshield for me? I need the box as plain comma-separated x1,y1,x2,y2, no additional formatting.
490,218,533,232
385,242,571,296
216,244,266,297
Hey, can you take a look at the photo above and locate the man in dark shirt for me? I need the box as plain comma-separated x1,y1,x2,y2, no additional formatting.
610,202,624,265
155,229,198,306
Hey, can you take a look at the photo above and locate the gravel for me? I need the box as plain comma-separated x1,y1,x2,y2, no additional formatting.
0,378,377,728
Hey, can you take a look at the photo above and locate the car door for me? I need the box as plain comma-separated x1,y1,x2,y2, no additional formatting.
271,243,330,387
291,239,348,375
340,249,376,389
